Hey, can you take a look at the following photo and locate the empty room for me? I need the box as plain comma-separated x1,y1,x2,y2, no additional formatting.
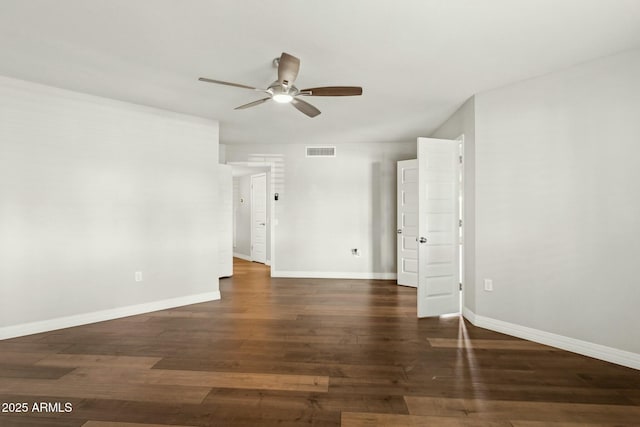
1,1,640,426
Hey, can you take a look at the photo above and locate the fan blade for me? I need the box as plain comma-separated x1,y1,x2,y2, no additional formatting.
278,52,300,85
300,86,363,96
291,98,321,118
198,77,258,90
234,97,271,110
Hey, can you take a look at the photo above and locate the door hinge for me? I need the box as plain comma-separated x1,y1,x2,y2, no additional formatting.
459,155,463,164
459,283,462,291
459,219,462,227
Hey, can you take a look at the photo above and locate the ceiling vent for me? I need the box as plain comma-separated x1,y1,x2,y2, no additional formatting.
306,146,336,158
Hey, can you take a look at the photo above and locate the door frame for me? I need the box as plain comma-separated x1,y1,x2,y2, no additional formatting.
457,134,465,314
228,162,276,275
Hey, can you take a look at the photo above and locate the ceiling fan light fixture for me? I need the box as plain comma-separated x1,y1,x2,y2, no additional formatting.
272,93,293,103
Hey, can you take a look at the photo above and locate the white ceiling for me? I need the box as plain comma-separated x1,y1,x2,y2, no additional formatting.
1,0,639,146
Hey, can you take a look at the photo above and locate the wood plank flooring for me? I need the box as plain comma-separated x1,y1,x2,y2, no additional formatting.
1,257,639,426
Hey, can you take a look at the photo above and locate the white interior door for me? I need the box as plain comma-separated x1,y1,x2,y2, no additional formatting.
397,159,418,287
417,137,460,317
250,173,267,264
218,164,233,277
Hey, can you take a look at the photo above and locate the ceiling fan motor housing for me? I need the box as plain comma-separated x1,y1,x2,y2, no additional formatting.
268,81,299,98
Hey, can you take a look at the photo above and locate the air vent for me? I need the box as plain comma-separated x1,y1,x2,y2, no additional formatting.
306,146,336,157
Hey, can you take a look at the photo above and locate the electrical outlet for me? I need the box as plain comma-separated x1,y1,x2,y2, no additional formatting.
135,271,143,282
484,278,493,291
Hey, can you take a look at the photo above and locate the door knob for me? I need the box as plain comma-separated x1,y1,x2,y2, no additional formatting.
419,237,427,243
397,229,402,234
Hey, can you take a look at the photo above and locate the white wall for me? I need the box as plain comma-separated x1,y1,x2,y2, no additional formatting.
219,143,226,164
471,48,640,358
431,97,476,313
218,165,233,277
225,142,417,278
233,174,252,257
0,75,220,337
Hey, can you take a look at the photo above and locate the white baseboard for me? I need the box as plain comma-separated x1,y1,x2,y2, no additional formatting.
461,306,477,323
464,309,640,371
265,259,271,266
0,291,221,341
271,270,397,280
233,252,252,262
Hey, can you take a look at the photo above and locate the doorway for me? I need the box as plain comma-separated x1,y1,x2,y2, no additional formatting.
228,163,275,274
250,173,267,264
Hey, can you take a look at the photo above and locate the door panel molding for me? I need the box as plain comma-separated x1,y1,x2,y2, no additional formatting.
397,159,418,287
417,138,460,317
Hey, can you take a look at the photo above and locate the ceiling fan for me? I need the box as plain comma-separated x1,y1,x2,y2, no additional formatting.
198,52,363,118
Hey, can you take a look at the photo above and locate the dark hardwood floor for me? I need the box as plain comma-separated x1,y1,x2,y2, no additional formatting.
1,258,640,426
